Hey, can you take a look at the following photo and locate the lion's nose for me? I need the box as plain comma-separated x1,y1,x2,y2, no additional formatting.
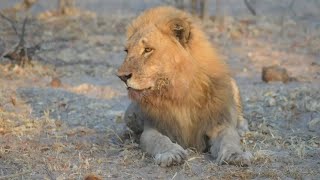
117,73,132,84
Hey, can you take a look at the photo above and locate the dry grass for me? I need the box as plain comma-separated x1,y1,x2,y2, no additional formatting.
0,13,319,179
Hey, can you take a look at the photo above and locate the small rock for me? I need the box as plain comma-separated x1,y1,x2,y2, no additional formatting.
172,172,187,180
311,61,320,66
251,28,260,36
262,65,290,83
267,97,276,106
243,68,248,72
230,28,242,39
50,77,62,88
84,174,102,180
306,100,320,112
308,118,320,132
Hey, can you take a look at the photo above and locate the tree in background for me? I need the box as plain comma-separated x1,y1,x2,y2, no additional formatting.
174,0,184,10
191,0,208,20
166,0,258,20
163,0,209,19
1,0,38,16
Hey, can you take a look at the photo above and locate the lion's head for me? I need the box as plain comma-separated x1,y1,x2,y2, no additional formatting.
117,7,195,103
117,7,230,109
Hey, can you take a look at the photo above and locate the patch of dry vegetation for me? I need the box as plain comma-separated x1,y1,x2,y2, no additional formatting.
0,63,138,178
0,98,124,179
0,6,319,178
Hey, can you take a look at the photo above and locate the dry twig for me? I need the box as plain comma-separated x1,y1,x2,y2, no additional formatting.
244,0,257,16
0,13,41,66
44,162,55,180
0,12,19,35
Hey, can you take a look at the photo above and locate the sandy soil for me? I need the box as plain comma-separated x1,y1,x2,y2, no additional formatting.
0,6,319,180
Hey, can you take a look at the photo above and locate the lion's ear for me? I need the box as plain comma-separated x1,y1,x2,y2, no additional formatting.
167,18,191,46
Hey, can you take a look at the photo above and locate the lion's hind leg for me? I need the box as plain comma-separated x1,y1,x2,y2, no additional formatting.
237,115,249,137
230,78,249,136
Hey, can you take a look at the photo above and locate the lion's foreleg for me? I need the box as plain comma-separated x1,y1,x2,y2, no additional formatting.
209,127,252,166
124,103,187,166
140,124,187,167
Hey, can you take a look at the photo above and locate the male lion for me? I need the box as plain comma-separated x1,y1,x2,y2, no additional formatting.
117,6,251,167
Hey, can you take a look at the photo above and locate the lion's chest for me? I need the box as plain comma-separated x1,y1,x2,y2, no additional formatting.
148,106,207,151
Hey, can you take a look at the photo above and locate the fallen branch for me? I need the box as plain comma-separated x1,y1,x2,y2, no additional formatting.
0,13,35,66
2,16,31,66
17,15,28,49
0,12,18,35
44,162,55,180
0,11,75,67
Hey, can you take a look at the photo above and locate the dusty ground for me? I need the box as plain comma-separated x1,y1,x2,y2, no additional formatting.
0,8,320,180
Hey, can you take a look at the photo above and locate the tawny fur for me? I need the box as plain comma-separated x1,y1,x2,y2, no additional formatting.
118,6,250,166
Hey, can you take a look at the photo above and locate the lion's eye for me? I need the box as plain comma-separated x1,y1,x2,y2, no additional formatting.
124,49,128,53
144,48,153,53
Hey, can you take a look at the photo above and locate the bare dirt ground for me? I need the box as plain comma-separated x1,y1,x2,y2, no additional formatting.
0,7,320,180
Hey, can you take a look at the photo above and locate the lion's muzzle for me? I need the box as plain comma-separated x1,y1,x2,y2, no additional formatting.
117,72,132,85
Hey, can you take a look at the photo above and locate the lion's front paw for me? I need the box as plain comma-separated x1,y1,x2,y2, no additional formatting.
154,145,187,167
217,150,252,167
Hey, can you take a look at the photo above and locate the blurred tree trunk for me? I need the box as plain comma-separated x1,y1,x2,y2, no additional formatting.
190,0,208,20
215,0,224,30
215,0,221,17
191,0,197,15
175,0,184,10
200,0,208,20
